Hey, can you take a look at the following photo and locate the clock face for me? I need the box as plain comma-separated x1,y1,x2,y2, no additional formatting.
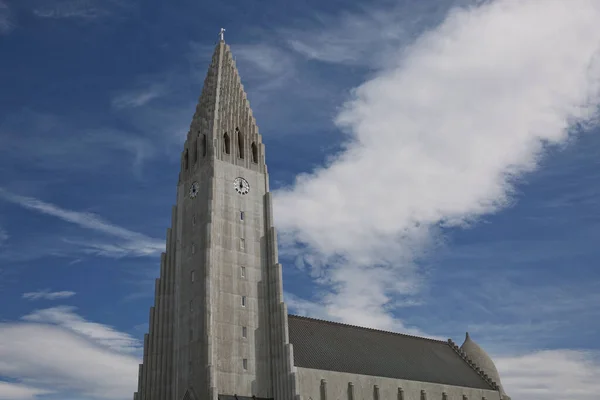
189,182,199,198
234,177,250,195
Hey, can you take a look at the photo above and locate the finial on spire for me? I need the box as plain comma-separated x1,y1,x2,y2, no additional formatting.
219,28,226,42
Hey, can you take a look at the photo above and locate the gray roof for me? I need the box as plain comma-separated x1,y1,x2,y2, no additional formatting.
287,315,494,390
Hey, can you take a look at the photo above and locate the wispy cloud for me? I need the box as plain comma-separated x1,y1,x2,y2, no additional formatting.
21,306,141,354
273,0,600,335
112,83,166,109
22,290,76,301
284,1,459,68
30,0,134,20
0,0,14,34
0,225,8,245
0,307,139,399
0,188,164,258
0,110,154,177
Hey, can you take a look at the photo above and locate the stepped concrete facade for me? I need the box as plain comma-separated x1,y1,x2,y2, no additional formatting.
133,35,511,400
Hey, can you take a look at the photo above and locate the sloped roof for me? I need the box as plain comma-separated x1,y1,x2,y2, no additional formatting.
287,315,494,390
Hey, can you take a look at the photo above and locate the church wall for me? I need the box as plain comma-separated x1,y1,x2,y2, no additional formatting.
295,367,501,400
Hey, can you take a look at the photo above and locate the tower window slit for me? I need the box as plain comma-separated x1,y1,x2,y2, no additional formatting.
202,134,207,156
223,132,231,154
242,358,248,370
240,211,244,221
242,326,247,338
191,270,195,282
241,296,246,307
251,142,258,163
241,266,246,278
193,139,198,163
184,149,189,170
237,128,244,159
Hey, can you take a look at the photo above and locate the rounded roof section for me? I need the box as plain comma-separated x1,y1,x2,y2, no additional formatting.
460,332,506,395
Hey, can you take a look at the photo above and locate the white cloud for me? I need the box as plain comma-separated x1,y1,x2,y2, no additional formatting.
0,381,51,400
274,0,600,329
0,188,165,258
0,308,140,400
22,290,76,301
495,350,600,400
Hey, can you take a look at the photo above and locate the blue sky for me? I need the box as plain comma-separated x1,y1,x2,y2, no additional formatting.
1,0,600,399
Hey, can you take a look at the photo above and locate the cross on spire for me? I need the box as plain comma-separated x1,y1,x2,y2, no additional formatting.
219,28,225,42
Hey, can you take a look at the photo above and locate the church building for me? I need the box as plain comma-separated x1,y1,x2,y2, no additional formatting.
132,32,511,400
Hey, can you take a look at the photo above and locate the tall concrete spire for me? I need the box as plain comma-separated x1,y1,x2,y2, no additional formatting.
134,33,298,400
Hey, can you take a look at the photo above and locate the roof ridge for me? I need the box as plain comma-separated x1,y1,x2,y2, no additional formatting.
287,314,447,344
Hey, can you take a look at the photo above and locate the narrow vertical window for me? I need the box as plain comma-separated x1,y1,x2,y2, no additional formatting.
202,134,207,156
420,390,427,400
442,393,448,400
189,300,193,312
242,358,248,370
223,132,230,154
240,238,245,250
191,243,196,254
191,270,195,282
397,388,404,400
347,383,354,400
251,142,258,163
242,326,247,338
240,211,245,221
193,139,198,163
192,214,196,225
240,266,246,278
241,296,246,307
237,128,244,159
462,396,468,400
184,149,189,170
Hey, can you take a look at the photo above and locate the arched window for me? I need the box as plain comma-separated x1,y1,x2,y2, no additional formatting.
223,132,230,154
202,134,207,156
237,128,244,159
184,149,189,170
251,142,258,163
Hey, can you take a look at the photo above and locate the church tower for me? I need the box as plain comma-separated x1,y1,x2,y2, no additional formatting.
133,32,299,400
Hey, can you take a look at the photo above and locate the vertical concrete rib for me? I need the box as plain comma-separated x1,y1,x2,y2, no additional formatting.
156,253,167,400
149,302,158,400
142,333,149,400
162,227,173,400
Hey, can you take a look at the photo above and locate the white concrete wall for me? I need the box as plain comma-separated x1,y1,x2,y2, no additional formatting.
296,368,501,400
